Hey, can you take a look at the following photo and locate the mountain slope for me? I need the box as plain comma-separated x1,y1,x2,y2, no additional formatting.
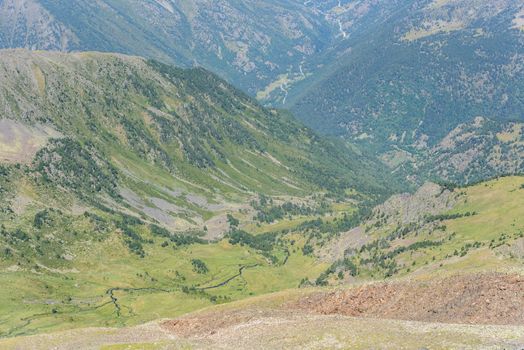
288,0,524,183
0,49,393,200
0,49,399,338
316,176,524,284
2,0,522,186
0,0,335,95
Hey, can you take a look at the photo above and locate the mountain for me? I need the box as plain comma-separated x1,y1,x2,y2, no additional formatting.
0,48,400,241
2,0,522,186
0,0,335,96
0,0,395,98
288,0,524,184
1,2,524,347
318,175,524,282
1,49,393,193
0,49,400,337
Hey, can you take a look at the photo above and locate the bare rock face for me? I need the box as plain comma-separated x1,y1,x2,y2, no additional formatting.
321,182,457,262
0,119,59,164
0,0,77,51
370,182,458,226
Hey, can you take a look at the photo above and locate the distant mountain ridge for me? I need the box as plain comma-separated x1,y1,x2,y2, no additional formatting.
1,0,522,185
0,0,335,95
288,0,524,184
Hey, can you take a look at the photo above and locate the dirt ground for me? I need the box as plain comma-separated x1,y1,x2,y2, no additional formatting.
292,273,524,325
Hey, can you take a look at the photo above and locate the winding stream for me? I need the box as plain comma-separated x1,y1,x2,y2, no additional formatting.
197,264,260,291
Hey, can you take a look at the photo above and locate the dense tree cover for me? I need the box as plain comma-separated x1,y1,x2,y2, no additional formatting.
191,259,209,274
0,165,9,177
315,258,358,286
150,224,206,247
226,214,239,230
1,226,30,243
251,195,328,224
33,209,63,229
32,138,119,199
302,244,314,256
146,61,263,167
297,209,368,236
227,230,277,252
287,2,524,186
425,212,477,223
118,225,145,258
113,214,147,257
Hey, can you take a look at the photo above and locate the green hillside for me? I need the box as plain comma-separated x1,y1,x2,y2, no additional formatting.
0,2,523,347
0,49,399,338
0,49,394,198
316,176,524,285
2,0,522,185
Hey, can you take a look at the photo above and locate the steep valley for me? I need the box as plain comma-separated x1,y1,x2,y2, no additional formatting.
0,49,396,339
0,1,524,348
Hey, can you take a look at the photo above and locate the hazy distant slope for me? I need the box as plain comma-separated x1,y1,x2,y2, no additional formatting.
292,0,524,136
0,0,335,95
289,0,524,183
0,0,78,50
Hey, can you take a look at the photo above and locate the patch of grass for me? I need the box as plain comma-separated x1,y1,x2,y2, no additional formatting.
0,216,326,338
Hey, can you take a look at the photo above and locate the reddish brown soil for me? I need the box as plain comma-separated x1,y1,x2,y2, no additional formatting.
292,273,524,325
162,273,524,339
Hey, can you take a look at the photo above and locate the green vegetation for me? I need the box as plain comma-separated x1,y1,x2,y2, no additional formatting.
317,177,524,283
287,2,524,185
0,3,523,348
0,51,358,338
227,230,277,253
150,224,206,247
12,0,333,96
425,211,477,223
191,259,209,274
0,49,522,347
0,201,326,338
2,51,398,205
251,195,329,224
2,0,522,188
32,138,120,199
